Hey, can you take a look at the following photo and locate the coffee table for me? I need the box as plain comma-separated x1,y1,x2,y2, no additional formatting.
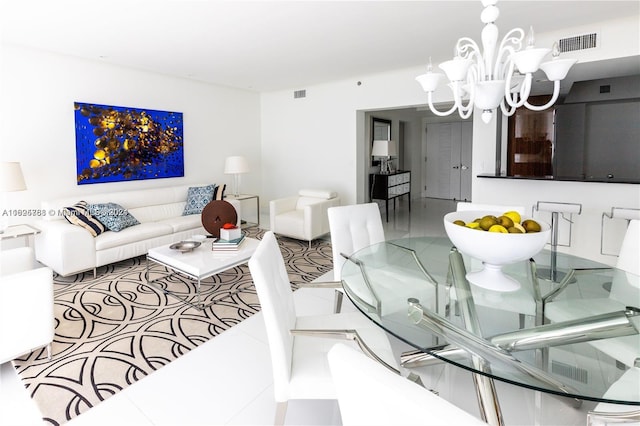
145,237,260,310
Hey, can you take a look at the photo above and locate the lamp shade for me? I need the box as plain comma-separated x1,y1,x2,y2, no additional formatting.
371,140,396,157
224,156,249,174
0,162,27,192
371,140,388,157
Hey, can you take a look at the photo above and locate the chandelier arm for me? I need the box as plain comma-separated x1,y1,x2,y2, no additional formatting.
457,37,485,79
524,81,561,111
427,92,459,117
502,56,519,106
498,28,526,56
494,45,516,81
500,99,518,117
504,72,532,109
495,28,525,80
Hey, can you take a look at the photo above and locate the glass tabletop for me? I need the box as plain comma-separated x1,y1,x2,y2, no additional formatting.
340,236,640,406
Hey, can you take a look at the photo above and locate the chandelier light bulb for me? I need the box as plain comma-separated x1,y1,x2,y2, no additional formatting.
415,0,577,123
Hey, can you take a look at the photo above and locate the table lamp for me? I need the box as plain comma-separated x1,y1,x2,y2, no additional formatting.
224,156,249,197
0,162,27,233
371,140,397,174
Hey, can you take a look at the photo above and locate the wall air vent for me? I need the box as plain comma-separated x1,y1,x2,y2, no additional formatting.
293,89,306,99
551,360,588,384
558,32,598,53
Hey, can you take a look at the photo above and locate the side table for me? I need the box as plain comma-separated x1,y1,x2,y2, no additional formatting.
0,224,41,247
225,194,260,228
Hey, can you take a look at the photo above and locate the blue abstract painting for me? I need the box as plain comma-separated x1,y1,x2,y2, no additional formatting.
74,102,184,185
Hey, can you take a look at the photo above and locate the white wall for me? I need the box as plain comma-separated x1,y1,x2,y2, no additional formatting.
0,44,261,227
260,16,639,264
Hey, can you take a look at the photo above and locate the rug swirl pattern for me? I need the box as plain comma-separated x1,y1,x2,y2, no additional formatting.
12,229,332,425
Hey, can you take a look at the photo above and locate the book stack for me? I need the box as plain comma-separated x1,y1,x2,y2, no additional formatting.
211,233,246,251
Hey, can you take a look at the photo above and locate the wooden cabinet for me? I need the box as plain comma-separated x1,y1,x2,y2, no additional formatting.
507,95,554,177
369,171,411,221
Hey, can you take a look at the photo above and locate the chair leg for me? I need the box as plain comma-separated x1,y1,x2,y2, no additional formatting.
274,401,288,426
333,290,343,313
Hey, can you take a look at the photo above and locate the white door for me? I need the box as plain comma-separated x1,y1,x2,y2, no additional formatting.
424,121,472,201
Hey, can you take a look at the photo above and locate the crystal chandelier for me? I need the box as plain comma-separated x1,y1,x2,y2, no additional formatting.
416,0,577,124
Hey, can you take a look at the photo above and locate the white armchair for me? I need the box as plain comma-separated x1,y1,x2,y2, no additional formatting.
269,189,340,247
0,247,54,363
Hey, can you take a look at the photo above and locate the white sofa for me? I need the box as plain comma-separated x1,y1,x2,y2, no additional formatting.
35,184,240,277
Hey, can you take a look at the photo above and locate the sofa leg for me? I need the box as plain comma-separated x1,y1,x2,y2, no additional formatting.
46,344,52,361
93,268,97,279
308,239,312,249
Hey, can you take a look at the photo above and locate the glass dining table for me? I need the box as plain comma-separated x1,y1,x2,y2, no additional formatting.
339,236,639,425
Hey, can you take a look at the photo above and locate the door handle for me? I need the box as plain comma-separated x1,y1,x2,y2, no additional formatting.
461,165,468,170
452,165,460,169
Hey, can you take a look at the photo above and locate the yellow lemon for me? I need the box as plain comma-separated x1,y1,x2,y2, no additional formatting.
503,211,521,224
466,222,481,230
488,224,508,233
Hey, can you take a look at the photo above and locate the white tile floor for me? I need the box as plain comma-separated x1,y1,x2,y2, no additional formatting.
0,198,601,425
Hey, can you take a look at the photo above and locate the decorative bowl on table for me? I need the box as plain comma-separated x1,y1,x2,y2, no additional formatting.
443,211,550,292
169,241,201,253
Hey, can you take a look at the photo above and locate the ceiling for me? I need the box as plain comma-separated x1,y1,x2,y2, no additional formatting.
1,0,639,92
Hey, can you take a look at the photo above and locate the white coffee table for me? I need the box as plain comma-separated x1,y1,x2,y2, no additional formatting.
145,237,260,310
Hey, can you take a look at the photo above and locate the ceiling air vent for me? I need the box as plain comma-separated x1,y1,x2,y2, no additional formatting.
293,89,306,99
558,32,598,53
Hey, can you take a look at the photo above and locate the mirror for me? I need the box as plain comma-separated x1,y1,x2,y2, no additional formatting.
371,117,391,166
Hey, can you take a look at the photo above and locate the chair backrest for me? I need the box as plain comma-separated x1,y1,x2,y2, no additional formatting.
295,189,338,210
327,343,486,426
617,219,640,275
456,202,526,216
328,203,385,281
610,219,640,304
247,231,297,402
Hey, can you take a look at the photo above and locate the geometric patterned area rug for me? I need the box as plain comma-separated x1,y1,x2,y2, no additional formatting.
12,228,332,425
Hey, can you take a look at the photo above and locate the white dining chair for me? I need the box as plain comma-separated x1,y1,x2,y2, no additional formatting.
248,231,400,425
545,219,640,367
326,203,386,312
587,365,640,425
327,343,486,426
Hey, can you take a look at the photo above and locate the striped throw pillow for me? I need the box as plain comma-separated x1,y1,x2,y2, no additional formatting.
213,184,226,200
63,201,105,237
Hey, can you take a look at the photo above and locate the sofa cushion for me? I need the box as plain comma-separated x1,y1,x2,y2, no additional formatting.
298,189,337,199
183,184,216,215
89,203,140,232
63,201,106,237
94,222,173,251
156,214,203,233
274,210,305,236
129,202,186,224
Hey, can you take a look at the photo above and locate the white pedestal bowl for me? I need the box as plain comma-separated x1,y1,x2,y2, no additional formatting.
444,211,550,292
